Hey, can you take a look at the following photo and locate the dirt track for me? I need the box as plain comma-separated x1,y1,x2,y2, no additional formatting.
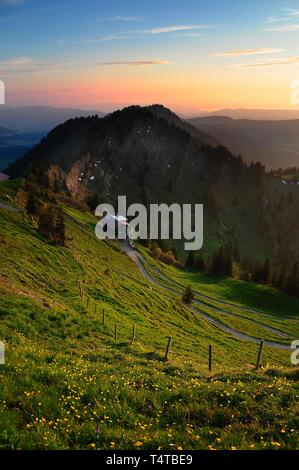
122,242,292,351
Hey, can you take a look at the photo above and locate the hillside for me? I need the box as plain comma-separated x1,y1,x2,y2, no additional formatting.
189,116,299,170
0,181,298,450
7,105,299,268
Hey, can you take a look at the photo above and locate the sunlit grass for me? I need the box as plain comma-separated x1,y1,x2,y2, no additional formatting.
0,188,298,450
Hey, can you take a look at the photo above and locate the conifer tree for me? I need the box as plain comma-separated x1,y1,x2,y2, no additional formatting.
182,286,194,304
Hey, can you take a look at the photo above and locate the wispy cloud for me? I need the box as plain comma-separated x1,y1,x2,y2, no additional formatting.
0,56,74,76
143,24,207,34
109,15,141,22
265,8,299,30
213,48,284,58
241,56,299,68
80,24,209,43
174,32,202,37
88,33,130,43
266,23,299,32
97,59,173,67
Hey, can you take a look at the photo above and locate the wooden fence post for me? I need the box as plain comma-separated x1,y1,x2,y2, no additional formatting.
131,324,136,345
164,336,172,361
114,323,118,341
209,344,212,372
256,340,264,370
102,309,105,326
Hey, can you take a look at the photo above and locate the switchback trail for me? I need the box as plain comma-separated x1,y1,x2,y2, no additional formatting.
122,243,291,351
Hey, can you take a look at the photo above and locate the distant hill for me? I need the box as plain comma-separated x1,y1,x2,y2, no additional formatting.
0,105,105,133
8,104,299,264
0,106,105,170
0,129,46,171
189,116,299,169
194,109,299,120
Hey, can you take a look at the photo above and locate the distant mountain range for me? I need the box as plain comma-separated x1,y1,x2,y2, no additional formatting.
0,105,104,171
189,116,299,170
0,105,104,133
194,109,299,120
2,105,299,173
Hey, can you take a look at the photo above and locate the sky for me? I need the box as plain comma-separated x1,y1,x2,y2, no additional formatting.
1,0,299,114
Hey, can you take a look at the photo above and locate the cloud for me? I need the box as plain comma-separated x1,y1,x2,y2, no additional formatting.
265,23,299,32
283,8,299,18
143,24,207,34
95,34,130,42
97,59,173,67
174,32,202,37
213,48,284,58
80,24,209,43
0,56,74,76
110,15,141,22
264,8,299,29
241,56,299,68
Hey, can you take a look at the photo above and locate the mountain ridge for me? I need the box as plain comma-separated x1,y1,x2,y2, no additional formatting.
189,116,299,169
7,104,299,266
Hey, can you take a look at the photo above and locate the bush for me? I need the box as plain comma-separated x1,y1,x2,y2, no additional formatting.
159,251,175,265
38,204,66,246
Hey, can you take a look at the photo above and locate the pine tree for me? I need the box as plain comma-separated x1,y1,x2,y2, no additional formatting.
38,206,55,240
285,260,299,297
185,252,194,271
252,258,271,284
55,209,66,246
194,254,207,272
209,243,233,277
182,286,194,304
26,189,39,216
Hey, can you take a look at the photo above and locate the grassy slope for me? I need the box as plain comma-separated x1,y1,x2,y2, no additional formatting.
0,186,298,450
139,246,299,318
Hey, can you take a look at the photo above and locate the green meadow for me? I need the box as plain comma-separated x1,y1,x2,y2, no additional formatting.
0,182,298,450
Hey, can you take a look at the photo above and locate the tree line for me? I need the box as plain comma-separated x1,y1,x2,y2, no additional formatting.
184,242,299,300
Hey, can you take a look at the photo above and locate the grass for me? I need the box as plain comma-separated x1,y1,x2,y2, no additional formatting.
138,245,299,319
0,182,298,450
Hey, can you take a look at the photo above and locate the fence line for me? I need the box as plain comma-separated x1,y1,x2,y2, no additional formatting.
77,282,267,369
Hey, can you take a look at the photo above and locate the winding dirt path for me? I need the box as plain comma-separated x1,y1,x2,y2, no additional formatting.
122,243,291,351
0,201,21,213
142,262,292,338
